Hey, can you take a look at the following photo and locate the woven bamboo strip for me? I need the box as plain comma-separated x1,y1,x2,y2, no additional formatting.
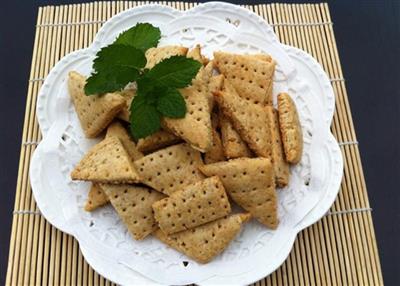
5,3,383,286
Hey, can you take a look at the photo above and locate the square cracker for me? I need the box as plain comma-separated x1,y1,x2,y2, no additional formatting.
213,51,276,105
134,143,205,195
106,121,143,160
199,158,278,229
68,71,125,138
266,106,290,187
214,80,272,158
71,136,140,183
152,176,231,234
137,130,182,154
154,213,250,264
219,112,252,159
145,45,188,69
84,183,109,211
277,93,303,164
101,184,165,240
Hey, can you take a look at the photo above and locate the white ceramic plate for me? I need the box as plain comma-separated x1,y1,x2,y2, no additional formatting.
30,2,342,285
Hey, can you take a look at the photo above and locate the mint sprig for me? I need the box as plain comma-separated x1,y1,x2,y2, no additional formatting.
84,23,202,139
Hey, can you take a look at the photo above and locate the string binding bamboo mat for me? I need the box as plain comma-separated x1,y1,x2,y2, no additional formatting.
6,2,383,285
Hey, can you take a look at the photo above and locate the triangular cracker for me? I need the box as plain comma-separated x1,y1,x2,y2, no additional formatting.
213,52,275,105
163,65,213,152
137,130,182,154
71,136,140,183
266,106,290,187
278,93,303,164
116,89,135,122
214,80,272,158
134,144,204,195
204,112,225,164
145,45,188,69
199,158,278,229
154,213,251,263
219,112,252,159
68,71,125,138
105,121,143,160
84,183,109,211
153,176,231,234
101,184,165,240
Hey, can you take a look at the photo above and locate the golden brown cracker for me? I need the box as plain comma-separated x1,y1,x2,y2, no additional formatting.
134,144,205,195
71,136,140,183
214,80,272,158
116,89,135,122
266,106,290,187
277,93,303,164
213,51,275,105
154,213,250,263
84,183,109,211
145,45,188,69
137,130,182,154
68,71,125,138
102,184,165,240
204,128,225,164
152,176,231,234
199,158,278,229
105,121,143,160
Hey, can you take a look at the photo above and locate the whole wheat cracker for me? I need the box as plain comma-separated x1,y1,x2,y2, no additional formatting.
199,158,278,229
277,93,303,164
71,136,140,183
163,64,213,152
68,71,125,138
219,112,252,159
137,130,182,154
152,176,230,234
101,184,165,240
213,51,275,105
84,183,109,211
214,80,272,158
145,45,188,69
154,213,250,263
266,106,290,187
105,121,143,160
134,144,205,195
116,89,135,122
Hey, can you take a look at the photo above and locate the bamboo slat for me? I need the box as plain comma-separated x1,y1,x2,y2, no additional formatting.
5,2,383,286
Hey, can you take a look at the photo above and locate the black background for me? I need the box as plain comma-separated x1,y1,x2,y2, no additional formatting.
1,0,399,285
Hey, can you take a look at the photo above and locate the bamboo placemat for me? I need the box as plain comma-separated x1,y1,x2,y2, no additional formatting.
5,2,383,285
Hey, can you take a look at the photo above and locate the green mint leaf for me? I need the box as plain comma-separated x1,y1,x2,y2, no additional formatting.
84,66,139,95
156,88,186,118
93,45,146,71
146,56,202,88
129,96,161,139
114,23,161,52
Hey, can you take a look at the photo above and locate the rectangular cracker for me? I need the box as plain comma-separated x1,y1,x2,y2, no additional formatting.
137,130,182,154
71,136,140,183
154,213,250,264
106,121,143,160
152,176,231,234
101,184,165,240
219,113,252,159
134,143,205,195
277,93,303,163
214,80,272,158
199,158,278,229
266,106,290,187
84,183,109,211
68,71,125,138
213,51,276,105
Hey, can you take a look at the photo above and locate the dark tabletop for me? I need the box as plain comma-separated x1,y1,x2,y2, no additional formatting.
1,0,399,284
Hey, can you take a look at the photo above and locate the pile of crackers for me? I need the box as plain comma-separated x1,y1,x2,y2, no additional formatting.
68,45,303,263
